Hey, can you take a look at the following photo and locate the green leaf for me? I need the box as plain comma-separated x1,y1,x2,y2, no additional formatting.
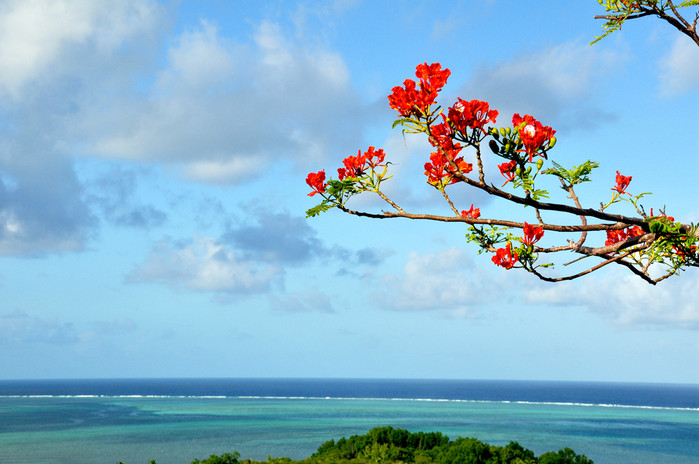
306,203,334,218
392,118,410,129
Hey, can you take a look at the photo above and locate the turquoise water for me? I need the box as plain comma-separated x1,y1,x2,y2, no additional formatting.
1,396,697,464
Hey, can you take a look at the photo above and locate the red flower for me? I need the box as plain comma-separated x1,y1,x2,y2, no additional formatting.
448,99,498,135
388,79,422,117
337,152,365,180
337,146,387,180
306,170,326,197
648,209,674,222
498,160,517,187
612,170,632,194
424,150,472,186
492,242,518,269
605,226,644,246
363,146,386,168
388,63,450,117
415,62,451,94
512,114,556,162
522,222,544,246
461,204,481,219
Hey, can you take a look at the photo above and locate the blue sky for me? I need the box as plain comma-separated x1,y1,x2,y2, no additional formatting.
0,0,698,383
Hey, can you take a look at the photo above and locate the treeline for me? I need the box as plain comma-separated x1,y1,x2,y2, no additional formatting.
136,425,593,464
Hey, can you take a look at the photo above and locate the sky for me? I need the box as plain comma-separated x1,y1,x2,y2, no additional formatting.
0,0,698,383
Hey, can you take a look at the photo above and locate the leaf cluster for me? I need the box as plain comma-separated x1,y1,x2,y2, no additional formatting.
131,426,594,464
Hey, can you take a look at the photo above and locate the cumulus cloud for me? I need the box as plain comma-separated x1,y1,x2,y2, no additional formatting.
0,0,164,255
223,208,388,268
84,165,167,229
378,247,496,317
459,42,623,130
658,36,699,96
129,208,387,297
0,0,162,99
0,156,95,255
0,310,79,344
127,236,281,294
88,20,364,184
524,270,699,329
223,210,324,264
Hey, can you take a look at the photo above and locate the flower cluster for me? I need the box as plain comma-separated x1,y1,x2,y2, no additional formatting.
388,63,451,117
338,146,386,180
306,61,692,284
512,114,556,162
460,204,481,219
605,226,644,246
611,170,632,194
448,98,498,136
424,151,473,186
424,120,472,186
306,170,326,197
492,242,518,269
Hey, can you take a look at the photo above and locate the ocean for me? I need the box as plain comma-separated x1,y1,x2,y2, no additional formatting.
0,378,697,464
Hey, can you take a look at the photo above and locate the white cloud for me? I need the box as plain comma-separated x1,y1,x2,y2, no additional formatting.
127,236,281,294
460,42,623,129
378,247,495,317
658,36,699,96
0,0,161,99
524,270,699,329
0,0,164,255
88,20,363,185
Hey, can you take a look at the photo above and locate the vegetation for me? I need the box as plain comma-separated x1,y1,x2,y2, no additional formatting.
130,426,593,464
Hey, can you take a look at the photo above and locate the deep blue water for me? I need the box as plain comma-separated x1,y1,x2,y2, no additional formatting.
2,378,697,408
0,378,697,464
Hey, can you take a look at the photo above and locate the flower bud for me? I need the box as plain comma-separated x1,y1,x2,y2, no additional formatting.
549,136,557,148
536,158,544,170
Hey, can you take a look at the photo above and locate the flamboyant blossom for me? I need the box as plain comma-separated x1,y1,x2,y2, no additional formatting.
306,170,326,197
605,226,644,246
388,62,450,117
512,114,556,162
448,98,498,136
337,153,365,180
522,222,544,246
612,170,632,194
337,147,386,180
424,150,472,186
423,120,473,186
492,242,518,269
461,204,481,219
498,160,517,187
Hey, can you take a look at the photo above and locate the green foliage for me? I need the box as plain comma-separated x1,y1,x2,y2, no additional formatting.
543,160,599,186
538,448,593,464
308,426,591,464
132,427,592,464
190,452,241,464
